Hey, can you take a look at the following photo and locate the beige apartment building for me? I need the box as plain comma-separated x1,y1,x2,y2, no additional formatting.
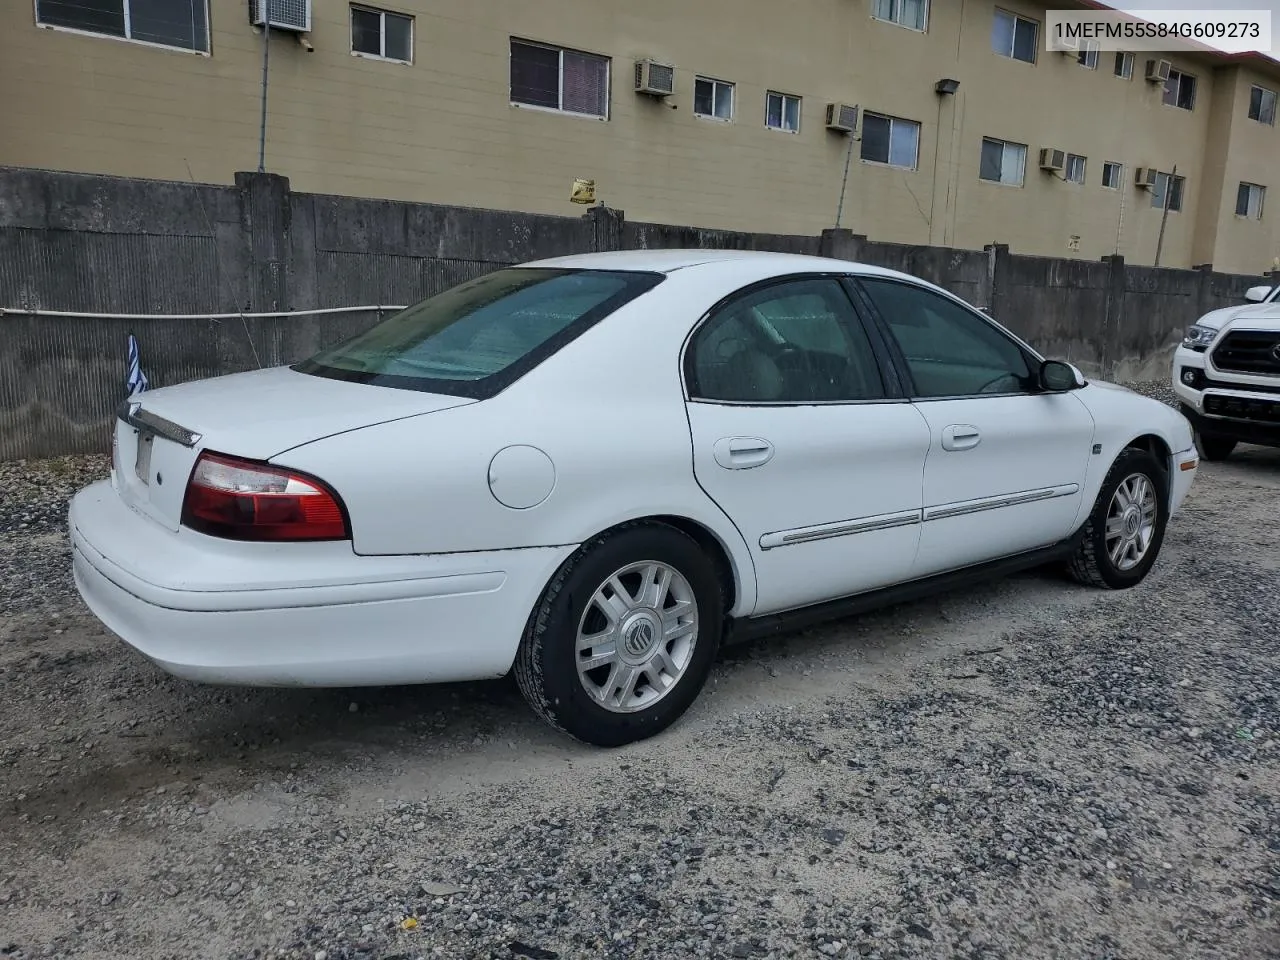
2,0,1279,273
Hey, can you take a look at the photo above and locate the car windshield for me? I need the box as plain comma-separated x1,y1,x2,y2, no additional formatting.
294,267,663,397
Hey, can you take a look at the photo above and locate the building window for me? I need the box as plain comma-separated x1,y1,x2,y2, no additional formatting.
1077,42,1100,69
694,77,734,121
351,6,413,63
992,9,1038,63
1102,161,1124,189
860,112,921,168
1152,172,1185,211
1065,154,1086,184
510,39,610,119
980,137,1027,186
35,0,209,51
1236,182,1266,219
1114,52,1134,78
1248,85,1277,125
766,91,801,133
1162,69,1197,110
871,0,927,31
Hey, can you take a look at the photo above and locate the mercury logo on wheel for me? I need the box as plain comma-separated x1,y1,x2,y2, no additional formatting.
623,620,655,656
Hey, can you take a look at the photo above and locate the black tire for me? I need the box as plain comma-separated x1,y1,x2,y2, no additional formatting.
514,522,724,747
1196,433,1237,462
1066,447,1169,590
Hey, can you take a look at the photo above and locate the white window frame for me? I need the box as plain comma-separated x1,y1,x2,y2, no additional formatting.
350,5,414,64
1065,153,1087,184
1236,182,1266,220
992,8,1038,64
1248,84,1277,125
33,0,211,55
979,137,1028,187
1101,161,1124,190
1114,52,1134,79
1152,172,1185,212
871,0,928,32
1163,69,1197,111
509,39,612,121
765,91,802,133
693,76,735,122
1077,42,1100,70
860,111,921,170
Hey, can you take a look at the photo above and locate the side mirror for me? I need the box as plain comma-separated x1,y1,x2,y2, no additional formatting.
1039,359,1086,392
1244,285,1273,303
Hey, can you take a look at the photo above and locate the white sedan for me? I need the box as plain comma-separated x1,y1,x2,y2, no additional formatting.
70,251,1199,746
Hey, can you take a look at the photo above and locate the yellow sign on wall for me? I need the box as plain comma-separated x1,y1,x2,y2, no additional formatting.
570,178,596,204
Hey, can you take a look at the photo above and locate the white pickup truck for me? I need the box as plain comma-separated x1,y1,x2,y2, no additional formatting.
1172,281,1280,460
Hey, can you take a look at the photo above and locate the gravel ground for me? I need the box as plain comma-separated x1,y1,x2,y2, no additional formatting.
1,384,1278,960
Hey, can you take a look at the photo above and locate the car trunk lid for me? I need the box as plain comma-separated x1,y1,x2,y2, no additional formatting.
111,366,473,532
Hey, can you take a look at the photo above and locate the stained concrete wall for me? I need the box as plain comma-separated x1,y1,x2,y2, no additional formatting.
0,166,1274,460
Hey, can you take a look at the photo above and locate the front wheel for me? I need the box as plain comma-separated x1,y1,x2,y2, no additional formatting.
1196,433,1237,461
1066,447,1169,590
514,523,723,747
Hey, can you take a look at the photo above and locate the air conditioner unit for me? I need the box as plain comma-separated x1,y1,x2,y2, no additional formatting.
825,102,859,134
1145,58,1172,83
634,59,675,97
1059,34,1081,53
1134,166,1159,188
1039,148,1066,172
250,0,311,31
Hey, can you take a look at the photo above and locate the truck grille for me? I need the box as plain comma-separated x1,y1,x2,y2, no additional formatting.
1212,331,1280,375
1204,394,1280,423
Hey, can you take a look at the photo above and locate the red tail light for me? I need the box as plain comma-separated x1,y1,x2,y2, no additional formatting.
181,452,349,542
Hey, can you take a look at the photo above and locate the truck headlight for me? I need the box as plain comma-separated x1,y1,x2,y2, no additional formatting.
1181,325,1217,350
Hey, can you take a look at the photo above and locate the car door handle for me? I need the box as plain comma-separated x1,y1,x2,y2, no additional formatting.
941,425,981,451
713,437,775,469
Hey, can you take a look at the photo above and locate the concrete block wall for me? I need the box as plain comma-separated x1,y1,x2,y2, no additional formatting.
0,166,1273,460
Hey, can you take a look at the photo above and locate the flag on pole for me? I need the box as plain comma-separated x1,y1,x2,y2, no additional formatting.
126,333,149,396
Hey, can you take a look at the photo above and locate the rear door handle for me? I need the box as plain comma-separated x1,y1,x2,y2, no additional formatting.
713,437,775,469
941,424,981,451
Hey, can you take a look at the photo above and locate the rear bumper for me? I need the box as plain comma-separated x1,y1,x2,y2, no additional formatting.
69,480,574,686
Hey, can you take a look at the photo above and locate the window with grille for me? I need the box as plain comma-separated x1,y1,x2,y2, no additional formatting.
35,0,209,51
510,39,610,119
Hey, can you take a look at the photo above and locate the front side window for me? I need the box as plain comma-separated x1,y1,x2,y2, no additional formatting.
295,268,661,397
861,112,921,168
859,279,1034,398
766,91,802,132
1249,85,1277,125
1236,182,1266,220
1163,69,1197,110
694,77,734,120
351,5,413,63
686,278,885,403
1065,153,1087,184
992,9,1038,63
871,0,927,31
510,39,610,119
979,137,1027,186
36,0,209,51
1152,172,1185,211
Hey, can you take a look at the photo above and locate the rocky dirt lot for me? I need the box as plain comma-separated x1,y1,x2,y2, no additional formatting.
1,390,1278,960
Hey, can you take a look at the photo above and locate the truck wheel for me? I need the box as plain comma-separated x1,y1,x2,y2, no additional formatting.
1066,447,1168,590
1196,434,1236,461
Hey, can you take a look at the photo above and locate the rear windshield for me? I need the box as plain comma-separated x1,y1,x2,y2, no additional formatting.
293,267,663,398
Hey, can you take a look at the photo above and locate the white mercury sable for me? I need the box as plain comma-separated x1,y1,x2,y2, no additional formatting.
69,250,1200,746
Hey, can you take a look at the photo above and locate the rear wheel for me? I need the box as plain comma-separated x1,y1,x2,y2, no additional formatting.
514,523,723,747
1195,433,1237,461
1066,447,1168,590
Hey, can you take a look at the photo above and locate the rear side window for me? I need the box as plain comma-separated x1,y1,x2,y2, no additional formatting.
295,268,662,398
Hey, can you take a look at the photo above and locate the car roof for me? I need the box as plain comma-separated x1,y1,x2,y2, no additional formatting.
521,248,925,283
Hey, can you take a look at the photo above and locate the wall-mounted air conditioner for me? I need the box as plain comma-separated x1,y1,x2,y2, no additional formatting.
825,102,859,134
1039,148,1066,171
1134,166,1159,188
634,59,675,97
250,0,311,31
1145,58,1172,83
